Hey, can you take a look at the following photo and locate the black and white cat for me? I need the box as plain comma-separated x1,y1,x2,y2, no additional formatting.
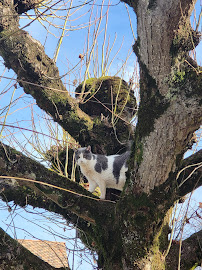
75,146,130,199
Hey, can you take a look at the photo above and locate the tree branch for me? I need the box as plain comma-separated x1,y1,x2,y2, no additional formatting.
0,1,133,154
0,1,93,143
14,0,41,14
0,227,68,270
166,229,202,270
178,150,202,198
121,0,202,196
0,142,115,226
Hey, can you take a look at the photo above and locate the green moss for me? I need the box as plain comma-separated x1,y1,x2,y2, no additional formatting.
170,26,200,58
80,77,98,93
79,212,123,270
172,70,185,83
93,116,102,125
158,223,170,252
75,76,136,121
74,75,136,154
117,173,179,265
133,134,143,165
137,62,169,139
169,61,202,106
118,193,156,255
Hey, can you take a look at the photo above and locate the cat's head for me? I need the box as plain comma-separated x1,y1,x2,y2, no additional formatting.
75,146,92,166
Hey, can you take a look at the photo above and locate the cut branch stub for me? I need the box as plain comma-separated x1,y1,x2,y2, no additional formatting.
75,76,137,153
75,76,137,124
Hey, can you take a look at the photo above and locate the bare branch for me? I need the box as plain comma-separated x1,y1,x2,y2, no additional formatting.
0,227,68,270
0,1,93,143
0,142,115,226
0,1,133,153
166,230,202,269
178,150,202,198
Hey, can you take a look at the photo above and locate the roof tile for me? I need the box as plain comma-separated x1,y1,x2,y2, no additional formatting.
18,239,69,268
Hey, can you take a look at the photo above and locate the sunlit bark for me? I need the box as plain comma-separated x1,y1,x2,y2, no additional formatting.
0,0,201,269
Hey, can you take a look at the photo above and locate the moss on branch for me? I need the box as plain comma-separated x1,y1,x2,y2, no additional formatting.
137,62,169,138
0,3,133,151
0,143,115,226
75,76,136,121
0,2,93,143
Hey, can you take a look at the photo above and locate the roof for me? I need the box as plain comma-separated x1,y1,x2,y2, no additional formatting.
18,239,69,269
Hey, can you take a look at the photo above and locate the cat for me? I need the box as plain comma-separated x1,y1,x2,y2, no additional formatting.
75,146,130,199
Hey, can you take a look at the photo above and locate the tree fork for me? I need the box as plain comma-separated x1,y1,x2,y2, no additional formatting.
0,1,133,153
0,0,201,269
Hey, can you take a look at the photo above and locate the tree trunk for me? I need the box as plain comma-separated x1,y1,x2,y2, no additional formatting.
0,0,201,269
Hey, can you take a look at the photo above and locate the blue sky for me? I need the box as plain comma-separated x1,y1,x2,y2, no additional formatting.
0,2,138,268
20,0,137,80
0,0,201,269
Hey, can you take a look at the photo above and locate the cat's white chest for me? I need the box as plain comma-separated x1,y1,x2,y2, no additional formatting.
75,147,129,199
80,160,97,179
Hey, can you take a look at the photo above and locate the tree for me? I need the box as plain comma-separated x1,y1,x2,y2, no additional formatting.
0,0,201,269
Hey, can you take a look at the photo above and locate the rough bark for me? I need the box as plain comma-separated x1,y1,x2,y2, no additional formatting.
0,0,201,269
0,0,93,144
0,143,201,270
0,143,115,226
125,0,201,193
14,0,41,14
178,150,202,197
166,230,202,270
0,227,69,270
0,0,133,154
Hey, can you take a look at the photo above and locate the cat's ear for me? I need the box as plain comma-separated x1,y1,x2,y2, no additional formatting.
86,145,91,152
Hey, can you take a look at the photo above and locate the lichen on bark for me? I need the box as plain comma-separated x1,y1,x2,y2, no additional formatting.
0,0,201,269
75,76,136,122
